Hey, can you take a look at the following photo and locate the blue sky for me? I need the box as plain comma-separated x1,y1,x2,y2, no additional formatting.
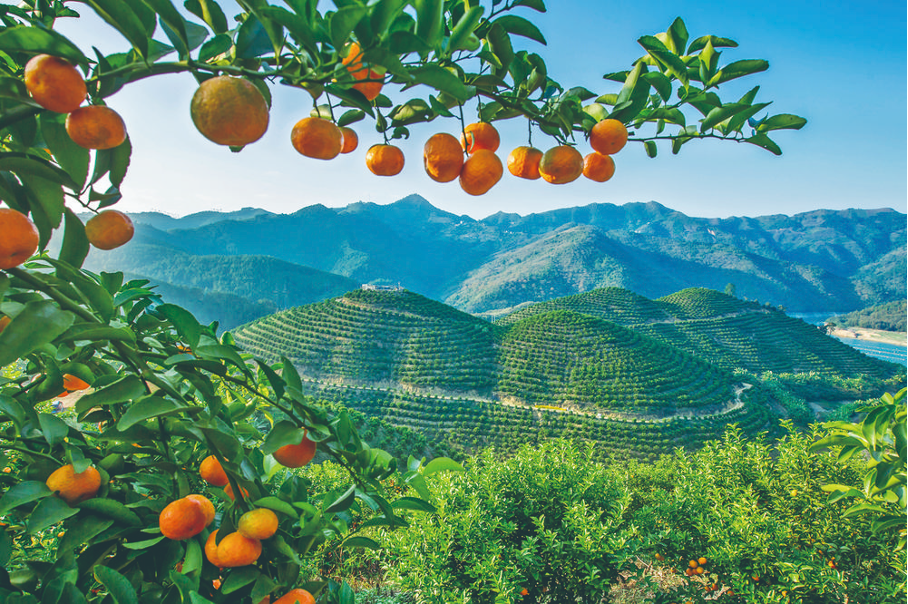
55,1,907,220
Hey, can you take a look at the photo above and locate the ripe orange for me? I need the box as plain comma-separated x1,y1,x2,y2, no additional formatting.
341,42,383,101
507,146,543,180
589,118,628,155
65,106,126,149
62,374,90,391
538,146,583,184
45,464,101,505
291,117,343,160
238,508,279,540
159,497,206,540
273,589,316,604
190,75,269,146
365,144,404,176
224,482,250,501
186,494,216,527
216,531,262,567
582,152,615,182
460,122,500,154
0,316,9,333
697,556,707,565
273,433,317,468
695,566,704,575
339,127,358,154
200,455,228,487
205,530,223,567
23,54,87,113
423,133,464,183
85,210,134,250
0,208,40,269
459,149,503,196
519,587,529,596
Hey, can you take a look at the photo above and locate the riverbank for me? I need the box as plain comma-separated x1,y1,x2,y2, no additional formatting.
831,326,907,347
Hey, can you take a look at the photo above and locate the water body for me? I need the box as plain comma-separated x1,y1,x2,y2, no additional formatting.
789,312,907,367
834,337,907,367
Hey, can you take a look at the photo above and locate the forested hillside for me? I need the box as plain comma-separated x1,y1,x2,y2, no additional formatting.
230,287,904,459
830,300,908,332
88,197,904,323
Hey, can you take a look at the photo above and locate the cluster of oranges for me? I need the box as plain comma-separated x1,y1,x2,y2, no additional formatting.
1,54,136,269
685,555,709,577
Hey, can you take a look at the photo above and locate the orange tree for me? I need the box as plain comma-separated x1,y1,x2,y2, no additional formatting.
0,0,806,602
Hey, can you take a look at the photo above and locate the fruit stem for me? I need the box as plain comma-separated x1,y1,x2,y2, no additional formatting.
0,441,66,465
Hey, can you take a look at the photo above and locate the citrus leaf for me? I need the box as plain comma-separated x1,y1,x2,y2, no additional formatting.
0,481,52,515
27,496,79,534
39,114,89,190
80,0,152,59
75,375,147,415
757,113,807,132
494,15,546,45
94,566,139,604
261,420,305,455
391,496,436,513
406,65,474,103
251,496,299,518
117,396,187,431
78,498,142,526
221,567,260,594
710,59,769,85
0,26,88,66
421,457,464,476
0,300,75,367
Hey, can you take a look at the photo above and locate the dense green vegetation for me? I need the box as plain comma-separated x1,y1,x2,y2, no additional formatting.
829,300,908,332
103,198,905,317
231,287,904,460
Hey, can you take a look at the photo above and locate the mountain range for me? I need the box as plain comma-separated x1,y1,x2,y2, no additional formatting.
78,196,905,329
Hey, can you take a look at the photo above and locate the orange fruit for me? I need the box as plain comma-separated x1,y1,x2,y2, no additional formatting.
273,433,317,468
186,494,216,527
159,497,206,540
341,42,383,101
62,374,90,391
339,127,358,154
695,566,704,575
688,560,698,568
0,208,40,269
460,122,500,154
507,146,542,180
0,316,9,333
538,145,583,184
654,553,665,561
582,152,615,182
520,587,529,596
205,529,223,567
23,54,87,113
423,133,464,183
273,589,316,604
45,464,101,505
238,508,279,540
459,149,503,196
216,531,262,567
589,118,628,155
85,210,134,250
291,117,343,160
224,482,250,501
365,144,404,176
65,106,126,149
200,455,229,487
698,556,707,565
190,75,269,146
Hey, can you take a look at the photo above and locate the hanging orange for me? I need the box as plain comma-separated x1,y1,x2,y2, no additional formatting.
459,149,503,196
538,146,583,184
507,146,543,180
365,144,405,176
460,122,500,154
423,133,464,183
582,152,616,182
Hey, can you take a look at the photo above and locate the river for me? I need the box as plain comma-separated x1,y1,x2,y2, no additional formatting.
790,312,907,367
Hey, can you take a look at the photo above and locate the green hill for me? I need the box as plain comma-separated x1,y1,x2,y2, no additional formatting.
830,300,908,332
226,287,903,459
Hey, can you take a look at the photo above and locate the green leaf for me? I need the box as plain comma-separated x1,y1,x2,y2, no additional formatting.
744,132,782,155
78,498,142,526
109,137,132,188
445,5,483,58
0,300,75,367
20,174,64,249
494,15,546,44
0,153,78,190
512,0,546,11
280,355,302,392
341,535,380,549
75,375,147,415
757,113,807,132
421,457,464,476
637,35,688,85
94,566,139,604
700,102,751,132
195,344,250,375
687,35,738,54
185,0,229,34
143,0,190,51
337,109,365,127
325,485,356,513
391,496,436,513
645,140,657,158
38,413,69,447
40,114,90,190
641,72,672,102
406,65,474,103
155,303,203,348
57,209,90,269
48,259,116,321
121,535,166,550
261,6,316,54
666,17,689,55
222,567,260,594
28,496,79,533
0,26,88,66
80,0,152,58
330,5,368,49
710,59,769,86
235,14,273,59
117,396,186,430
0,527,11,567
261,420,306,455
0,481,52,515
413,0,444,47
251,496,299,518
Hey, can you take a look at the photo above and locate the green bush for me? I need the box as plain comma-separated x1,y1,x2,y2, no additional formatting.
384,440,633,604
